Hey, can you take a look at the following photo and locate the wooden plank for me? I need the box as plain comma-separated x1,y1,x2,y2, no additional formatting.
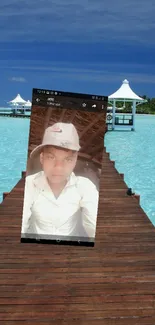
1,319,155,325
0,146,155,324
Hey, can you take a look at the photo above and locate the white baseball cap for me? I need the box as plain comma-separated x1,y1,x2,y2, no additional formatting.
30,122,81,159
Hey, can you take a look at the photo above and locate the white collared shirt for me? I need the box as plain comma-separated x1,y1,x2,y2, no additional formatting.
21,171,99,240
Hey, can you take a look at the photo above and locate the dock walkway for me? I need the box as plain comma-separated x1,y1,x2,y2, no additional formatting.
0,112,30,118
0,149,155,324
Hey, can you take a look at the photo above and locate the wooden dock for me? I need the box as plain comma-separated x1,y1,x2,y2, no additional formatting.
0,112,30,118
0,149,155,324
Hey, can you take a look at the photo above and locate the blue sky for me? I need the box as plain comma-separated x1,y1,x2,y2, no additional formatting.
0,0,155,105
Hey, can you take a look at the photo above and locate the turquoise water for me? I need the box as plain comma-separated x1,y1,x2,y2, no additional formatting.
0,117,30,201
0,114,155,226
105,114,155,225
0,107,13,111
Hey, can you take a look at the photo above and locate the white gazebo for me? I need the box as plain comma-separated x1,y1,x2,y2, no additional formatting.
108,79,146,131
8,94,27,114
24,100,32,109
8,94,27,105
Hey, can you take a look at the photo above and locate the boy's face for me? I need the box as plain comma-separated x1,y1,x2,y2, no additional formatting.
40,145,78,184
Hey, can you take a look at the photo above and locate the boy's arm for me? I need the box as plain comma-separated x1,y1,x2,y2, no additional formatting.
79,178,99,238
21,176,34,235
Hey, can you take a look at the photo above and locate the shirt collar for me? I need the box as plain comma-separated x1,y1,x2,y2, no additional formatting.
33,171,77,191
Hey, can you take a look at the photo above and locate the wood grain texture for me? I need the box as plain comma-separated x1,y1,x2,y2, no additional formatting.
0,147,155,324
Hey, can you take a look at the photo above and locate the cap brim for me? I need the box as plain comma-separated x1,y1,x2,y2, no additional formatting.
30,143,81,159
30,144,45,159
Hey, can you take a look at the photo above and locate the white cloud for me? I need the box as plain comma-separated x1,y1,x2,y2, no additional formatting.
1,59,153,72
9,77,26,82
0,55,152,85
6,64,155,85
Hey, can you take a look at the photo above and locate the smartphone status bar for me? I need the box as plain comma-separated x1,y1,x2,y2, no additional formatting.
33,88,108,102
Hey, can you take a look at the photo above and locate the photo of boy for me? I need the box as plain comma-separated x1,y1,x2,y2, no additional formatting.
21,122,99,241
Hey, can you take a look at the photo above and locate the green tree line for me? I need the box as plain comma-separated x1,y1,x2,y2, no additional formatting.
111,96,155,114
